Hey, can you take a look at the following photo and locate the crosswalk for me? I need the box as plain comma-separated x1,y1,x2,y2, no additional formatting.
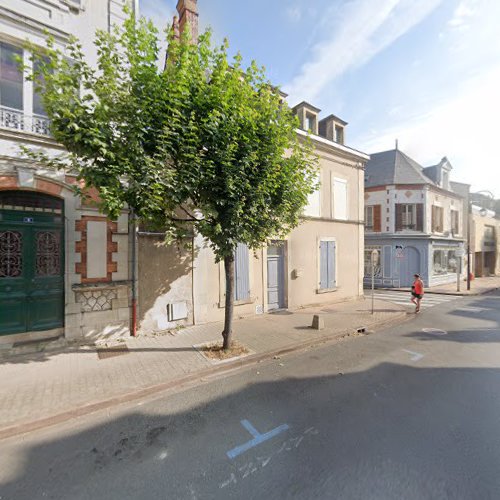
368,290,458,310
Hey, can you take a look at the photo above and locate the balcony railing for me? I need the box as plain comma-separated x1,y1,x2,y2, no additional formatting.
0,106,51,137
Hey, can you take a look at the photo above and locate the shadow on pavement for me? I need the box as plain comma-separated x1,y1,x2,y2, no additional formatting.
2,361,500,499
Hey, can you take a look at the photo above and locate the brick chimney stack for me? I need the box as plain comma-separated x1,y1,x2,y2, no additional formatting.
176,0,199,43
172,15,180,40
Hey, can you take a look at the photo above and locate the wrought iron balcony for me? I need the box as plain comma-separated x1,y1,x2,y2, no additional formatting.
0,106,51,137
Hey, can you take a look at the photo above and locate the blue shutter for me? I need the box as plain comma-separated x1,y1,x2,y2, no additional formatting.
320,241,336,289
320,241,328,289
234,243,250,301
328,241,336,288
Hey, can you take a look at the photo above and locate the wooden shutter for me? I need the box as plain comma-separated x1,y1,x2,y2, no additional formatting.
395,204,403,231
373,205,382,232
234,243,250,301
320,241,336,289
431,205,436,232
416,203,424,231
328,241,336,288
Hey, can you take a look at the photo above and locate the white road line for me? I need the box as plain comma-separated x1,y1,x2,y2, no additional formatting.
371,292,458,308
402,349,424,362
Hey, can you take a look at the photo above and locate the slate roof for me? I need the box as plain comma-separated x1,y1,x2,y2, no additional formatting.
364,149,435,188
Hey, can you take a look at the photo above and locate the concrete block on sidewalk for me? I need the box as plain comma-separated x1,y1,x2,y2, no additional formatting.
311,314,324,330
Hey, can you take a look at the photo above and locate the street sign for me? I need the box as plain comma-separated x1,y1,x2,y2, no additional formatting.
455,248,465,257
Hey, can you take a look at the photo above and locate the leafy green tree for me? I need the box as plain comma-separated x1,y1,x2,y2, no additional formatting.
27,12,318,349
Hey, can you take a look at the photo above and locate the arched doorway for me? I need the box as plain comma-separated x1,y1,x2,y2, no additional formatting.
399,246,421,288
0,191,64,335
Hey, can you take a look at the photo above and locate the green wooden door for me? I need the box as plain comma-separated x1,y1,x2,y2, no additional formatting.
0,204,64,336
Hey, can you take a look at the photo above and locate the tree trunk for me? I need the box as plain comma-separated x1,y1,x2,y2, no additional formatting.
222,255,235,350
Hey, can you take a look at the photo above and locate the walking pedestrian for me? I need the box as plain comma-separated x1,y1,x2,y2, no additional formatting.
410,274,424,313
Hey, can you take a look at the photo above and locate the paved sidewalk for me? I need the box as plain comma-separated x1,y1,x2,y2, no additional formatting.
0,297,407,438
389,276,500,296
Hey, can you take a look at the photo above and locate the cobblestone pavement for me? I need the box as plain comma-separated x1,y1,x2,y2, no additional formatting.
0,297,407,435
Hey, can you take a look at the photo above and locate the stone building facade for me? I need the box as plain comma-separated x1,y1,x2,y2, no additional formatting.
364,150,466,288
0,0,136,345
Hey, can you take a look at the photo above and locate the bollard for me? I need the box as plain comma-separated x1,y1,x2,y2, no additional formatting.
311,314,324,330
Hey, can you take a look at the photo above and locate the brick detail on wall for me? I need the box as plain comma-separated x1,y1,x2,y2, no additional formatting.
75,216,118,283
0,176,19,189
36,179,63,196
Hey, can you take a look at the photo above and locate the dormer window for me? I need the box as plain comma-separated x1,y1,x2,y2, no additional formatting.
318,114,348,143
334,125,344,144
305,113,317,134
292,101,320,135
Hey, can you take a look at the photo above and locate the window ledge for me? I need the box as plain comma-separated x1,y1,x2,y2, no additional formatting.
218,297,254,308
316,287,338,294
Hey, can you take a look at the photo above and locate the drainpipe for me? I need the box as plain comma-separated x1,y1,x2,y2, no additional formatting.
131,208,138,336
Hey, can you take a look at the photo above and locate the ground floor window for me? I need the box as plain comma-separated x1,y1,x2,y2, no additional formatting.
433,248,459,275
364,246,382,278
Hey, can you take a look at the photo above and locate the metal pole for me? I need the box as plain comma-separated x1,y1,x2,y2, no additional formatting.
371,251,375,315
467,205,471,291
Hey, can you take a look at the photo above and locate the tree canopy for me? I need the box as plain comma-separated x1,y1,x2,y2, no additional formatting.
27,12,318,348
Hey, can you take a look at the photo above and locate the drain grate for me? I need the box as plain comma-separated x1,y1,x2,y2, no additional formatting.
96,344,129,360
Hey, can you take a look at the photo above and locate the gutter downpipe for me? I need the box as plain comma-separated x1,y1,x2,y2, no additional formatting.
467,203,471,291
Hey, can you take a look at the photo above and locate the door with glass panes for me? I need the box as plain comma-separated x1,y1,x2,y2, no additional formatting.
0,192,64,335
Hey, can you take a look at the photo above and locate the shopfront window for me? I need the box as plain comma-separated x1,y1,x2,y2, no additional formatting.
433,249,459,275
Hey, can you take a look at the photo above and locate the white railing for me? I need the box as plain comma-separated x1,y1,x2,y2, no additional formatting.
0,106,51,137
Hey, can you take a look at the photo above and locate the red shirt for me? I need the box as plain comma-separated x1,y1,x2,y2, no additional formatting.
413,279,424,295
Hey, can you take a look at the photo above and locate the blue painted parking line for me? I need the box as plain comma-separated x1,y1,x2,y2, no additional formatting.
226,419,290,459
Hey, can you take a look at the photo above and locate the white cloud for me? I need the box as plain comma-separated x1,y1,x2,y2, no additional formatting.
283,0,444,104
286,6,302,23
356,65,500,196
447,0,477,28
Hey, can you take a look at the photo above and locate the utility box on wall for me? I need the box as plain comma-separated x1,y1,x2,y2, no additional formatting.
167,302,188,321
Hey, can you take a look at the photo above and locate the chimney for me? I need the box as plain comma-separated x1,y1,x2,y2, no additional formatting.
177,0,199,43
172,15,180,40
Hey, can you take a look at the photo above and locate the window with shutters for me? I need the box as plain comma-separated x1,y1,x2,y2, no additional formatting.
450,209,459,235
395,203,423,231
319,240,336,290
432,205,444,233
233,243,250,301
365,206,374,230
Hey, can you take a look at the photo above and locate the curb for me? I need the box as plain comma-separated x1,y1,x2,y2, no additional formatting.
378,286,500,297
0,311,408,441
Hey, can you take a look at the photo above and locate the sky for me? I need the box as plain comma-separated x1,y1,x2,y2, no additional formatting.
139,0,500,198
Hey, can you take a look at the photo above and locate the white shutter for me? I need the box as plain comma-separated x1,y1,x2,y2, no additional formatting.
304,172,321,217
333,178,348,220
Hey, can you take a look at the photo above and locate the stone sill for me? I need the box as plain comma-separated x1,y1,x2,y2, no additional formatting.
72,280,131,291
316,287,338,294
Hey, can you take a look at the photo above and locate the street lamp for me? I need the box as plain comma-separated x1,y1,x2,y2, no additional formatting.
467,190,495,290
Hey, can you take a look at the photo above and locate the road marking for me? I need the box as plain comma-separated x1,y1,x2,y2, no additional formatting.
422,327,447,335
454,307,483,313
402,349,424,362
220,426,318,488
226,419,289,459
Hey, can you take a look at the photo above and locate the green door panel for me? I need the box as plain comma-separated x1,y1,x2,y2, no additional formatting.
0,208,64,336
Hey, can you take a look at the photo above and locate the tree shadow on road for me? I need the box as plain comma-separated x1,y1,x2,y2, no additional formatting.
2,361,500,500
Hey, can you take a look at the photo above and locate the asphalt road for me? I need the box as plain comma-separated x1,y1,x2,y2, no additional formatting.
1,291,500,500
